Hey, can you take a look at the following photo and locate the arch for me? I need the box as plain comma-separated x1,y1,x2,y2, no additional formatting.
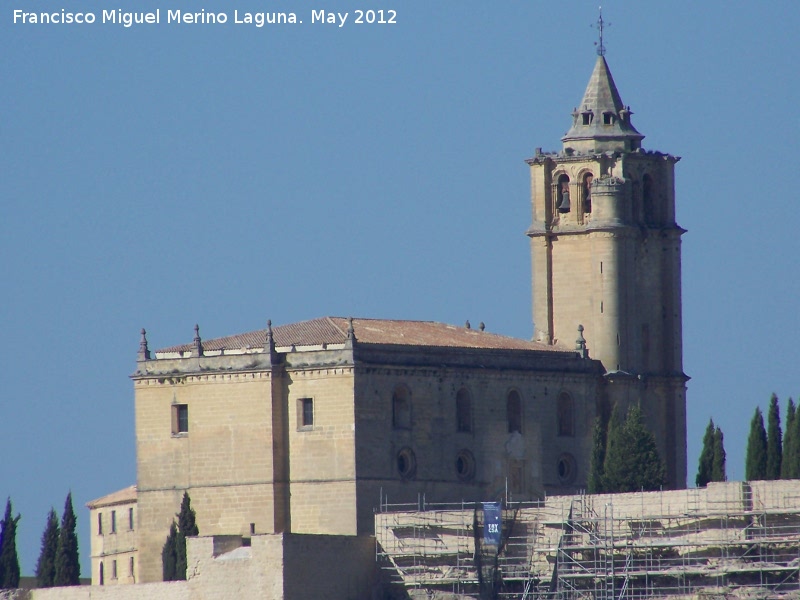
557,392,574,437
456,388,472,433
507,390,523,434
579,170,594,215
392,385,411,430
556,173,571,214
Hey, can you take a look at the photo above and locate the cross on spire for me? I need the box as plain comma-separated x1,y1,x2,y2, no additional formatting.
593,6,610,56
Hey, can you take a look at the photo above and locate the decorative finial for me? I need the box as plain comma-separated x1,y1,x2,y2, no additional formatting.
465,320,471,329
576,324,589,359
192,324,204,357
344,316,357,349
593,6,610,56
138,328,151,361
479,322,485,332
264,319,278,364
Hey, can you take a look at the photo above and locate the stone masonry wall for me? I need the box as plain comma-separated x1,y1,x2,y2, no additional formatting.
354,362,600,526
134,372,278,582
286,367,358,535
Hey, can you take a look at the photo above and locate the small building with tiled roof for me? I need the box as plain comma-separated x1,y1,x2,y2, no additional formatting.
86,486,138,585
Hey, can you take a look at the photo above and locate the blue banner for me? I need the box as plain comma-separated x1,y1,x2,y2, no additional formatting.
483,502,502,546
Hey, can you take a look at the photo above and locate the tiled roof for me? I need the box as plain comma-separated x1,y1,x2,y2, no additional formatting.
86,485,137,509
157,317,566,354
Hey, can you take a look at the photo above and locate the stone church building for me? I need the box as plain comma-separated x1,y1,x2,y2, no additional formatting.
87,53,687,588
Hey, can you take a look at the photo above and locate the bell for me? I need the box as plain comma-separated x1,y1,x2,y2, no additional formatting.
558,191,571,213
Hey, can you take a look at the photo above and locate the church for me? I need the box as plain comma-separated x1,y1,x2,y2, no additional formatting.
87,50,687,587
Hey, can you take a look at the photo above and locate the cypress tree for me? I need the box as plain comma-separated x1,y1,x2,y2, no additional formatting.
602,404,665,493
745,407,768,481
696,419,715,487
162,522,178,581
587,416,606,494
601,405,624,492
0,498,21,589
788,401,800,480
54,493,80,586
174,492,198,581
766,394,783,480
35,508,60,588
711,425,727,482
781,399,797,479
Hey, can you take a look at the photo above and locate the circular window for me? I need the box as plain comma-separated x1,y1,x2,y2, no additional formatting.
557,453,577,484
455,449,476,482
396,447,416,479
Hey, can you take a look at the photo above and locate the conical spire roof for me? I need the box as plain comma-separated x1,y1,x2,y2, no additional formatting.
562,55,643,153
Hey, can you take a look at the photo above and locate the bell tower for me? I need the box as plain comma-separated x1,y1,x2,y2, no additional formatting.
526,52,687,488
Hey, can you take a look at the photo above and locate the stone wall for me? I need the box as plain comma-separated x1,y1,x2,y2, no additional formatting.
354,360,601,523
134,372,280,582
285,366,358,535
2,533,376,600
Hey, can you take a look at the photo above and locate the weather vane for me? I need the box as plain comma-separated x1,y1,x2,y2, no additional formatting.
593,6,610,56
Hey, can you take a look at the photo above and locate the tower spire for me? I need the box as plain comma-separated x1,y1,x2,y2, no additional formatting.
561,53,643,153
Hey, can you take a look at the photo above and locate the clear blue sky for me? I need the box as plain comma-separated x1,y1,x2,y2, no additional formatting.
2,0,798,577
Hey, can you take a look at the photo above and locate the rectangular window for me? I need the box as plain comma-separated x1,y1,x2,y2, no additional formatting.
112,560,117,579
172,404,189,434
129,556,135,577
111,510,116,533
129,507,134,530
97,513,103,535
297,398,313,430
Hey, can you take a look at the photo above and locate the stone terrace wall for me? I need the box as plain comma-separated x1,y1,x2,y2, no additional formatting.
0,532,377,600
283,532,376,600
0,582,188,600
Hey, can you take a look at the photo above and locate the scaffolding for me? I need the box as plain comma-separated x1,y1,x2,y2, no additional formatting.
375,481,800,599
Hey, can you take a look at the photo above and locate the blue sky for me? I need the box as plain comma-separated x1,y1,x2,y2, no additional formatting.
2,0,798,576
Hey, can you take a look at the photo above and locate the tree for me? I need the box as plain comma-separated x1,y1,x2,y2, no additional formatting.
766,394,783,480
175,492,199,580
711,425,726,483
696,419,715,487
54,493,80,586
781,398,797,479
587,416,607,494
745,407,768,481
602,404,665,493
35,508,60,588
163,492,199,581
162,522,178,581
0,498,21,589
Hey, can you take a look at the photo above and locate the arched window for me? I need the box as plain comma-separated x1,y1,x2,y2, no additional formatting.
557,174,571,213
557,392,574,437
99,561,104,586
392,386,411,430
581,173,593,214
507,390,523,434
456,388,472,433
